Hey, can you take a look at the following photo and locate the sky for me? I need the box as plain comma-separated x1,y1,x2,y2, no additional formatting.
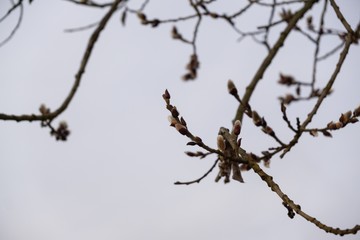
0,1,360,240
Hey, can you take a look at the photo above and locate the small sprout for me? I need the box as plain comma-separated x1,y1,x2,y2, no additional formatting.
232,120,242,136
217,135,225,152
175,123,188,135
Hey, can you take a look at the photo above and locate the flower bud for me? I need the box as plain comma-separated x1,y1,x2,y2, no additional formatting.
232,120,242,136
217,135,225,152
227,80,237,95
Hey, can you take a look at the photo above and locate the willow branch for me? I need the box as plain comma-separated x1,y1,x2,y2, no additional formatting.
248,157,360,236
233,0,318,124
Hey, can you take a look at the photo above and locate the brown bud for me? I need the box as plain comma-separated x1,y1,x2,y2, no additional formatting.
227,80,237,95
175,123,187,135
171,26,181,39
180,117,187,127
232,120,242,136
262,126,274,136
339,111,352,124
278,73,295,86
39,104,50,115
151,19,160,27
162,89,170,100
171,107,179,118
252,111,262,126
350,118,359,123
194,136,202,143
322,130,332,138
209,12,219,18
137,12,147,24
335,121,343,129
309,130,318,137
353,105,360,117
217,135,225,152
168,116,177,127
327,121,337,130
185,151,196,157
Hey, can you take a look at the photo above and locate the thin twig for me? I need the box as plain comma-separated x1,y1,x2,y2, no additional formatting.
0,1,23,48
0,0,123,122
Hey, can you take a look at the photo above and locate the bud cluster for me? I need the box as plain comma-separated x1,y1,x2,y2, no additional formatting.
39,104,70,141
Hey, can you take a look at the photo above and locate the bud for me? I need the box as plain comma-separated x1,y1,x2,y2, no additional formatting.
194,136,202,143
339,111,352,124
162,89,170,100
168,115,177,126
335,121,343,129
175,123,187,135
327,121,337,130
217,135,225,152
353,105,360,117
39,104,50,115
232,120,242,136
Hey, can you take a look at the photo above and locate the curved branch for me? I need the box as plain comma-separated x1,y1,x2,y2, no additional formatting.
0,0,123,122
281,32,353,158
0,1,23,48
249,158,360,236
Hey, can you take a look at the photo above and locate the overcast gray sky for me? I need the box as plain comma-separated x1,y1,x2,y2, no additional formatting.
1,1,360,240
